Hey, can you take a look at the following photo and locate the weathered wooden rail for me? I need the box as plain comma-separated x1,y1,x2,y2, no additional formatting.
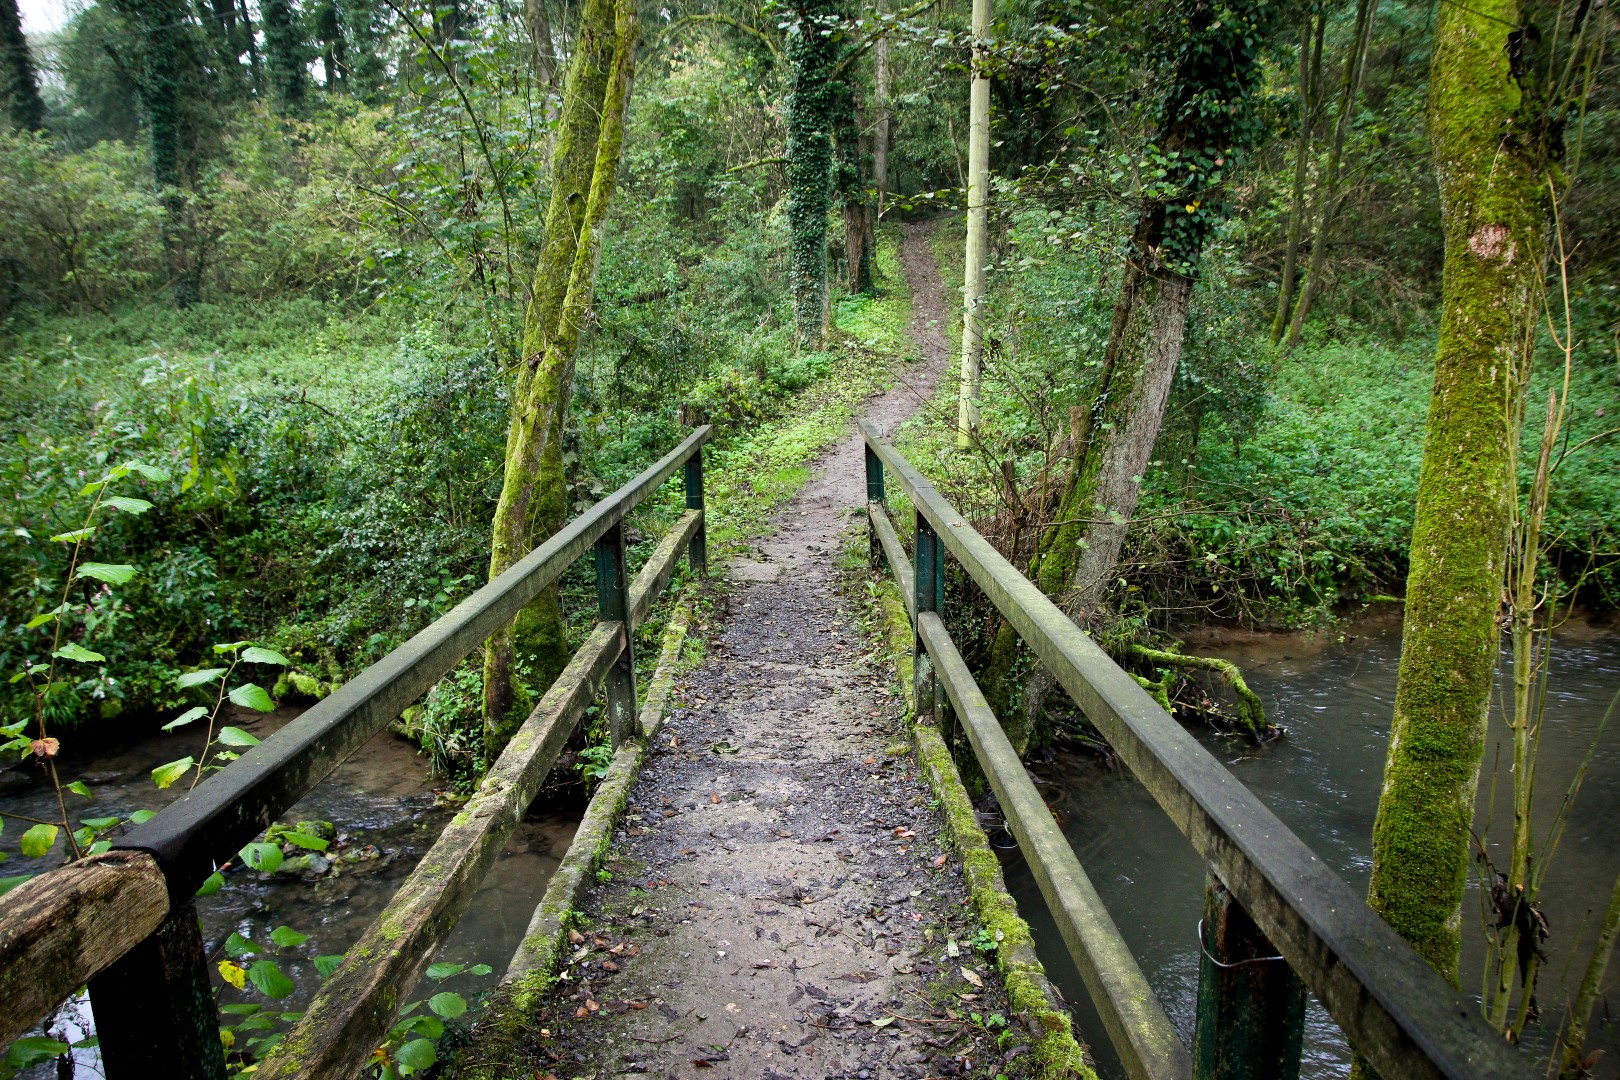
860,421,1536,1080
0,425,712,1079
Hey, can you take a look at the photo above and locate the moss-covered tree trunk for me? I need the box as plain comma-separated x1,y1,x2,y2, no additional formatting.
1,0,46,131
1364,0,1549,986
982,0,1279,750
785,0,839,346
482,0,635,762
262,0,308,109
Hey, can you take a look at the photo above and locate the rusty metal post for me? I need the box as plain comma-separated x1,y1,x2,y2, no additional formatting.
596,519,638,747
1193,874,1307,1080
88,898,226,1080
684,445,707,577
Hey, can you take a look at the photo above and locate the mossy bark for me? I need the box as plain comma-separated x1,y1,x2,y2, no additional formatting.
1365,0,1548,988
482,0,636,763
785,0,839,347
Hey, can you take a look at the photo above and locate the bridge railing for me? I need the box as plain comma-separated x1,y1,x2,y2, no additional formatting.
859,421,1535,1080
0,425,712,1080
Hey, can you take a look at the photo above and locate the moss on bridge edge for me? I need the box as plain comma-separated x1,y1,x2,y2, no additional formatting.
863,568,1095,1080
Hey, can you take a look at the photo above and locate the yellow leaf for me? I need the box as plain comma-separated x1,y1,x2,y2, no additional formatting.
219,1028,236,1050
218,960,247,990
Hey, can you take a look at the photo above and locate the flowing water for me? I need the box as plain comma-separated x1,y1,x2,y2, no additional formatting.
1,706,576,1075
1005,617,1620,1079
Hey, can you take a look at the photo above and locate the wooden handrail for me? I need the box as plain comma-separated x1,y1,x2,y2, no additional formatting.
860,421,1534,1080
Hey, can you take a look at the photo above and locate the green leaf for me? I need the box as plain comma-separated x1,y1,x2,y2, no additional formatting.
128,809,155,824
0,873,34,895
87,840,112,855
394,1038,436,1073
270,925,309,948
4,1036,71,1069
20,823,58,857
24,609,60,629
425,962,465,980
77,562,137,585
54,643,106,663
213,640,252,655
195,871,225,897
164,706,210,730
247,959,294,999
225,932,256,958
281,830,329,852
67,780,92,798
81,816,119,829
239,842,284,873
221,1004,263,1016
122,461,171,481
216,726,261,747
152,757,195,789
177,668,226,689
427,992,466,1019
314,954,345,978
228,683,275,712
50,527,95,543
242,646,291,666
468,964,493,977
104,495,155,515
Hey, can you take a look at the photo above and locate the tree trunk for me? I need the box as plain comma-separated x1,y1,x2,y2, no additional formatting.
1282,0,1378,347
0,0,46,131
785,0,838,347
956,0,990,448
525,0,556,90
1364,0,1549,986
834,83,874,295
1271,4,1322,345
482,0,635,763
261,0,308,109
872,9,890,218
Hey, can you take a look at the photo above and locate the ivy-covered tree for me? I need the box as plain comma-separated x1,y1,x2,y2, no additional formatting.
261,0,309,108
784,0,840,347
1,0,47,131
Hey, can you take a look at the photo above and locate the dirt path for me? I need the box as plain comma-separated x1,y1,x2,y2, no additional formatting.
517,223,1034,1079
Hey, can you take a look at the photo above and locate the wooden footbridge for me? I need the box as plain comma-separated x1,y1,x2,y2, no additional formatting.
1,425,1540,1079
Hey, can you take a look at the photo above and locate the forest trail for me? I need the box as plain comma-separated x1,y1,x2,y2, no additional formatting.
497,224,1047,1078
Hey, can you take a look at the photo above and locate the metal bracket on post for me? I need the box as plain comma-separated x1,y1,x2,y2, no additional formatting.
596,519,639,748
1192,874,1307,1080
913,511,946,728
89,898,228,1080
684,446,707,577
865,443,885,568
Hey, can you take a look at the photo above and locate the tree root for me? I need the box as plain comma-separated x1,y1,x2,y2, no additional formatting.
1128,645,1269,737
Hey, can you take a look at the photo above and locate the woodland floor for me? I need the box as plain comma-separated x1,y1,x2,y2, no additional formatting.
512,224,1041,1078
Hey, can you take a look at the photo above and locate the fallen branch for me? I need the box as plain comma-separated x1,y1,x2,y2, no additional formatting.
1129,645,1267,735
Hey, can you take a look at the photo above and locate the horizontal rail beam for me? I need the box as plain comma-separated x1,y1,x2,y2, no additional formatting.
255,622,623,1080
0,852,170,1048
115,426,711,892
919,612,1189,1080
859,422,1532,1080
868,502,914,619
629,508,703,629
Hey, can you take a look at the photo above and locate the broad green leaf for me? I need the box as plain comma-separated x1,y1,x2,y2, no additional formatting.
49,527,95,543
104,496,155,515
152,757,195,789
0,873,34,895
164,706,209,730
72,827,93,849
399,1015,442,1039
213,640,252,655
468,964,493,977
247,960,294,999
221,1004,262,1016
24,610,59,629
122,461,171,481
427,992,466,1019
314,954,345,978
67,780,92,798
225,932,256,958
77,562,137,585
54,643,106,663
177,668,226,689
128,809,155,824
20,823,58,857
216,726,261,747
229,683,275,712
4,1036,71,1069
394,1038,436,1072
269,925,309,948
281,830,329,852
425,962,465,980
81,816,119,829
242,646,291,666
239,842,284,873
87,840,111,855
195,872,225,897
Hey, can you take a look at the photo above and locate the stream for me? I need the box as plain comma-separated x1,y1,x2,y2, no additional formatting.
1,706,577,1076
1006,617,1620,1079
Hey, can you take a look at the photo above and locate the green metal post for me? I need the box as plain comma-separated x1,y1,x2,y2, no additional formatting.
595,519,638,747
89,899,228,1080
684,447,707,576
1193,874,1307,1080
866,442,885,567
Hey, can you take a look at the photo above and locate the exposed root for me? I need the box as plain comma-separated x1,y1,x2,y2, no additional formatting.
1128,644,1271,738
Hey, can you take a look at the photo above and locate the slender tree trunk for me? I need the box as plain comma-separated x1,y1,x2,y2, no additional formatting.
525,0,556,90
833,83,873,294
1364,0,1549,987
239,0,263,86
1561,868,1620,1077
785,0,838,347
1,0,47,131
1271,4,1322,344
956,0,991,448
482,0,635,762
261,0,308,109
1282,0,1378,346
872,9,891,219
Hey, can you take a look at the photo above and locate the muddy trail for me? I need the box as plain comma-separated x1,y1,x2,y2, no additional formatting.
500,224,1048,1078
